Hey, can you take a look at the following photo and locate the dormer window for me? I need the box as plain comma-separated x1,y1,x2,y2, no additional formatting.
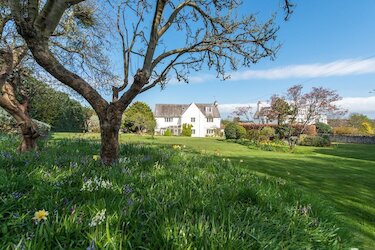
205,106,212,112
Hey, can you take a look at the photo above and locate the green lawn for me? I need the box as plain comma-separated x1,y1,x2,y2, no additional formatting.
1,133,374,249
55,133,375,248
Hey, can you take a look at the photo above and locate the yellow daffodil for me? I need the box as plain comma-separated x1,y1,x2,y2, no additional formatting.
33,209,49,222
92,155,100,161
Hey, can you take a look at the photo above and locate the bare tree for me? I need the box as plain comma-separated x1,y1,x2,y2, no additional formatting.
231,105,252,122
280,85,345,147
8,0,294,164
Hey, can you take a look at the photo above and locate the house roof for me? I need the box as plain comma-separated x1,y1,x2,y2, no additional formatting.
154,103,220,118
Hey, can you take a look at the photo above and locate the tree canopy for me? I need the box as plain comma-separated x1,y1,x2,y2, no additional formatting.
6,0,294,164
122,102,156,134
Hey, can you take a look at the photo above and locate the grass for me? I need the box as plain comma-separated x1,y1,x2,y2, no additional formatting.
0,133,373,249
60,133,375,248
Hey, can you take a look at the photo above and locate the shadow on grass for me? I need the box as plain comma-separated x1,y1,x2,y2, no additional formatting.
226,153,375,248
314,143,375,162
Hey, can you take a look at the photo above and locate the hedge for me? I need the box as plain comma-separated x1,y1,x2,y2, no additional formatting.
239,123,317,136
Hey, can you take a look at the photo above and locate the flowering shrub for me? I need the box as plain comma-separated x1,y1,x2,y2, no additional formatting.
333,126,359,135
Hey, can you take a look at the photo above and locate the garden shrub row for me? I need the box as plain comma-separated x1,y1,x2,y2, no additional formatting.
239,123,317,136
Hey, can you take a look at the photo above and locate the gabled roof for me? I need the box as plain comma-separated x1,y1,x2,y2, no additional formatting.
154,103,220,118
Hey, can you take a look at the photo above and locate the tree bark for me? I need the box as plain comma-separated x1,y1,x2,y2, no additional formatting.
18,114,39,152
1,103,39,152
98,106,123,165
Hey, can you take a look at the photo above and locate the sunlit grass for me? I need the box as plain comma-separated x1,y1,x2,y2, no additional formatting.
0,133,358,249
54,133,375,248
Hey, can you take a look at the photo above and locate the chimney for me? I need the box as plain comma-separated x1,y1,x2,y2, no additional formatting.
257,101,262,113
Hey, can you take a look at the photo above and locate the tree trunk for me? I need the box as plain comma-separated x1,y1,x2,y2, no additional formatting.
0,82,40,152
99,109,122,165
18,116,39,152
2,105,39,152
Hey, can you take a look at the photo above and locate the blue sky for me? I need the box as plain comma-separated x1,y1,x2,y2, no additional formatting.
113,1,375,118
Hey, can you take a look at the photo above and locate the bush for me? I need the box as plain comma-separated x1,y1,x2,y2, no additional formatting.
259,127,275,141
298,135,331,147
241,123,317,136
164,129,172,136
235,125,247,139
181,124,193,137
316,122,333,134
247,129,260,141
275,125,292,139
224,122,238,139
333,126,358,135
225,122,247,139
361,122,375,135
303,125,317,136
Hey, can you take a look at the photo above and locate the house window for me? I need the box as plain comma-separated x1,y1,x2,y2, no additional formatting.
165,117,173,122
205,107,212,112
192,129,195,135
207,117,213,122
206,129,214,135
191,117,196,122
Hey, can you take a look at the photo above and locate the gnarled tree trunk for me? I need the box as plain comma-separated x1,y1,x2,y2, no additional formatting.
1,83,40,152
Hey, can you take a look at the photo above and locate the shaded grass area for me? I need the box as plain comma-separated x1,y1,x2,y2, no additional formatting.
54,133,375,248
0,134,354,249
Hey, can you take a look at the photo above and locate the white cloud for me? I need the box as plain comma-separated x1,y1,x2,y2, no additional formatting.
176,58,375,84
219,96,375,118
230,58,375,81
336,96,375,114
218,103,258,114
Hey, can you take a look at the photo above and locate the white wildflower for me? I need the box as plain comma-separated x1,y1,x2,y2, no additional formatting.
88,209,106,227
81,176,114,192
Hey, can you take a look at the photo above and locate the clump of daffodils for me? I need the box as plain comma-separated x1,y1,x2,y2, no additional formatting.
33,209,49,222
88,209,106,227
81,176,114,192
172,145,182,150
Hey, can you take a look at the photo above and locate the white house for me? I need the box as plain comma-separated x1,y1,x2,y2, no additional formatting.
253,101,328,125
154,102,221,137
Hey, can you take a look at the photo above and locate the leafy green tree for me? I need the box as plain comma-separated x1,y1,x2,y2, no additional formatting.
181,124,193,137
23,77,90,132
122,102,156,134
316,122,333,134
348,114,375,134
267,96,291,125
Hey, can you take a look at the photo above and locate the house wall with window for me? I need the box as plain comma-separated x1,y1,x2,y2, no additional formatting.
180,104,207,137
154,103,221,137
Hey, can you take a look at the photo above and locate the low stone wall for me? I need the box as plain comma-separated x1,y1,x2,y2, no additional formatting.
329,135,375,144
